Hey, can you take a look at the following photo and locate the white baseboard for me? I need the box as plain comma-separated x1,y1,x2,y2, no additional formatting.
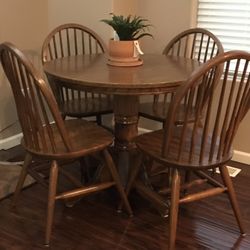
138,127,151,134
232,150,250,165
0,133,22,150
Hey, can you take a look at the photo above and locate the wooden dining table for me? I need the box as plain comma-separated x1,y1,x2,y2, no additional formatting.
43,53,200,214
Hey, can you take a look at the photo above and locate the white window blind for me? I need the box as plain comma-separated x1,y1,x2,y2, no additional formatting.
197,0,250,52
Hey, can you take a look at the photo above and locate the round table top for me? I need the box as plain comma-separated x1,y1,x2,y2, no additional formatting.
43,54,200,95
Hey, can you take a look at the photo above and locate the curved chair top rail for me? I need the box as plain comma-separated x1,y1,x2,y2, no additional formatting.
41,23,107,64
163,27,224,63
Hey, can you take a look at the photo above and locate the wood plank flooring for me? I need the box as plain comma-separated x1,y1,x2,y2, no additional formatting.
0,146,250,249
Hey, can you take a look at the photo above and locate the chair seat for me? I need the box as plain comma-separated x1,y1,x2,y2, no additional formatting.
139,102,197,124
23,119,113,159
59,97,113,118
135,128,233,170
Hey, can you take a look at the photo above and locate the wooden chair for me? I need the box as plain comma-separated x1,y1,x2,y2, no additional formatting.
41,23,113,125
0,42,132,246
127,50,249,249
139,28,224,126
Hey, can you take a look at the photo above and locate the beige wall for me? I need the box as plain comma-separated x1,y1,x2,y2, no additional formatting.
233,113,250,152
0,1,48,50
113,0,137,15
137,0,193,54
0,0,48,132
48,0,113,47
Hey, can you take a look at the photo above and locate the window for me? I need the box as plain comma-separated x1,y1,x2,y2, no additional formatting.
197,0,250,52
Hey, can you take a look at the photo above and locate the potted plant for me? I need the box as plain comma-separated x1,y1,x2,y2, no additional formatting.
101,14,152,66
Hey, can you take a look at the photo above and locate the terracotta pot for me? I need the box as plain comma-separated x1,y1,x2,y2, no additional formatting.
108,40,142,66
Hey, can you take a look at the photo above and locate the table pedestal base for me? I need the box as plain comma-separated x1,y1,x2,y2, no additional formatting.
113,95,138,185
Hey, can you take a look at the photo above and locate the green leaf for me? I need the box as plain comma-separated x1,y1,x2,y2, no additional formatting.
100,14,153,41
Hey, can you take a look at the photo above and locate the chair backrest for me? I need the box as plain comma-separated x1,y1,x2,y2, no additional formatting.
163,28,224,63
0,42,73,154
152,28,224,106
41,23,107,63
163,51,250,167
41,23,109,106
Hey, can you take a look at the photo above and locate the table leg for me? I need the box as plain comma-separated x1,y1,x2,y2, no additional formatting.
113,95,139,185
113,95,169,216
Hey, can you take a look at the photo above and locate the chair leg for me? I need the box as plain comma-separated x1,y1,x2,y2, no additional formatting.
184,170,191,184
11,153,32,208
141,157,155,190
125,152,143,196
169,168,180,250
219,165,246,235
102,149,133,216
45,161,59,247
118,152,143,211
183,170,191,195
79,157,91,184
96,114,102,126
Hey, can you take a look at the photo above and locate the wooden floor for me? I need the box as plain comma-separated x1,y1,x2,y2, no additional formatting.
0,146,250,249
